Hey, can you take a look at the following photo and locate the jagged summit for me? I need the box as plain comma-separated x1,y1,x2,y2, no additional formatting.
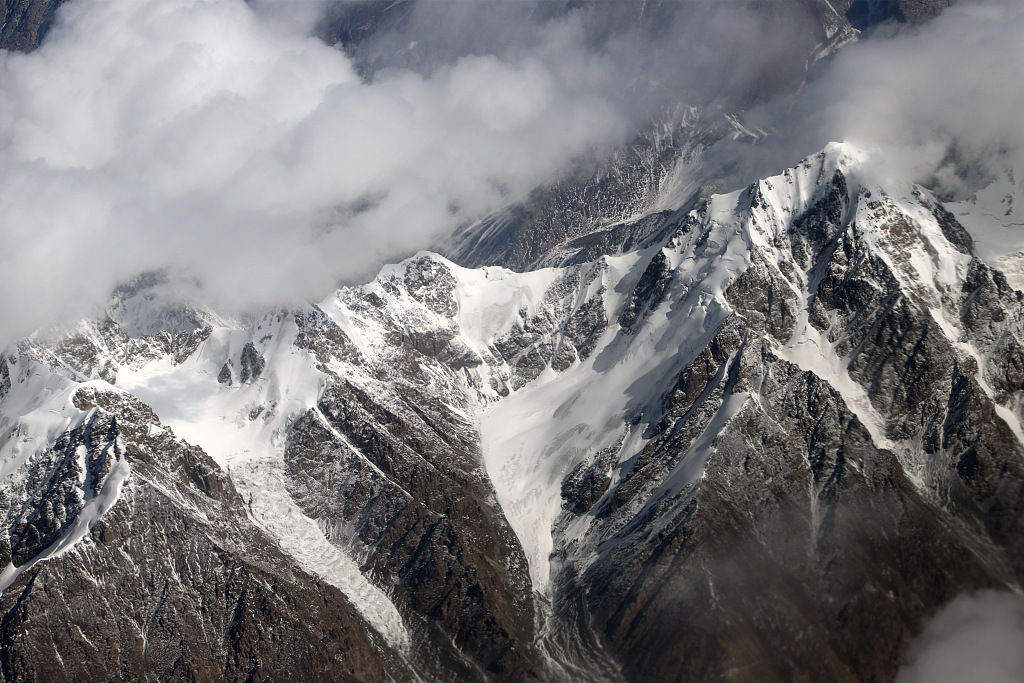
105,270,230,338
3,143,1024,681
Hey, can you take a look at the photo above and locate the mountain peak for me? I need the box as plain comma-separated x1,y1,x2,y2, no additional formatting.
3,140,1023,681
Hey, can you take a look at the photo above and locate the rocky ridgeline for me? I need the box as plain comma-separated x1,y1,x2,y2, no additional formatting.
0,381,397,682
2,144,1023,681
550,149,1024,681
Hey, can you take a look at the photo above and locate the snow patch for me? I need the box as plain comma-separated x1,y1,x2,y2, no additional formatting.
0,430,129,594
115,316,411,650
950,171,1024,289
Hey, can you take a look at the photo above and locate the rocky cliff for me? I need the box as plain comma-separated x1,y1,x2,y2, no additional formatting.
3,143,1022,681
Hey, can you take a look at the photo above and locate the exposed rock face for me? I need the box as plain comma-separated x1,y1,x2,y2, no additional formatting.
277,254,616,679
842,0,953,29
570,323,1006,681
0,0,983,680
544,146,1024,682
314,0,415,59
286,381,539,680
618,250,673,333
0,385,392,682
445,117,700,272
4,144,1024,683
0,0,66,52
434,0,889,274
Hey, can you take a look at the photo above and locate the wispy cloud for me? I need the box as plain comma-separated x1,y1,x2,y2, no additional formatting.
734,0,1024,197
0,0,823,342
897,590,1024,683
0,0,634,340
3,0,1017,344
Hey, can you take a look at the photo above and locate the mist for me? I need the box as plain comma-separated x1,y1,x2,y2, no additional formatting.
897,591,1024,683
0,0,822,343
1,0,1021,345
0,0,629,341
732,0,1024,199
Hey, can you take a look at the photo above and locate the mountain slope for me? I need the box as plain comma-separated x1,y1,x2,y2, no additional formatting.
0,376,398,682
2,143,1024,681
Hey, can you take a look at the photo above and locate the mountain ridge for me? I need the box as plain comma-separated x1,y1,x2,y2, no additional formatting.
3,142,1023,680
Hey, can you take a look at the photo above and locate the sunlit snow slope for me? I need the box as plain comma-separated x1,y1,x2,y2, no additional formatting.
4,143,1024,682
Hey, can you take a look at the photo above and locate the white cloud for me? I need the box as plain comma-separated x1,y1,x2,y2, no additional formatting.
736,0,1024,197
6,0,1016,344
0,0,633,342
897,590,1024,683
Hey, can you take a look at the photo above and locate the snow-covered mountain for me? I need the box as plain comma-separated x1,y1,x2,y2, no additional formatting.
3,142,1023,681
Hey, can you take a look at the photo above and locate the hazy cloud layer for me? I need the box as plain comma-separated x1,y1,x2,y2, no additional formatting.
897,590,1024,683
0,0,825,342
737,0,1024,197
1,0,1022,343
0,0,635,340
342,0,821,113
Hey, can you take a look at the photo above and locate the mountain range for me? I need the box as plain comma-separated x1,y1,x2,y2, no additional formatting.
2,1,1021,682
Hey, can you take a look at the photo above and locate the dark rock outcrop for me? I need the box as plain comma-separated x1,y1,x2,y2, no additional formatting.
0,0,66,52
0,388,393,683
284,371,541,679
3,146,1020,683
843,0,952,30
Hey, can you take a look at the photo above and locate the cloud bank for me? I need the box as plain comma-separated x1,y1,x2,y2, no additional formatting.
0,0,637,341
0,0,834,344
1,0,1023,344
897,590,1024,683
736,0,1024,197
